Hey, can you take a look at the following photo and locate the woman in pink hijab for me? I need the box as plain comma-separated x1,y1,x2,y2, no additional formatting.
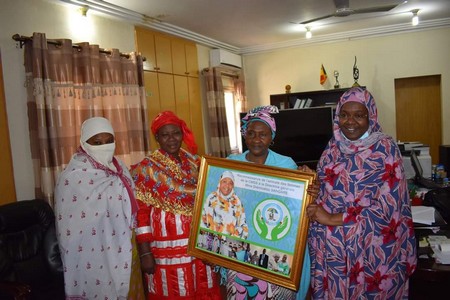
307,87,417,299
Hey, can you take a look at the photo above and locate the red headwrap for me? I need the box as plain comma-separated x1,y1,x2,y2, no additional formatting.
151,111,198,154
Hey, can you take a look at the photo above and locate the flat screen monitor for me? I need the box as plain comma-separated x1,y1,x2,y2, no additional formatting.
410,149,423,180
240,106,334,167
409,149,442,189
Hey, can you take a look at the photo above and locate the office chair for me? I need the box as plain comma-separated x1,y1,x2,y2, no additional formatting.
0,199,65,300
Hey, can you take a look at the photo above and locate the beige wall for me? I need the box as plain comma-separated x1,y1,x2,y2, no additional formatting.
242,28,450,144
0,0,448,201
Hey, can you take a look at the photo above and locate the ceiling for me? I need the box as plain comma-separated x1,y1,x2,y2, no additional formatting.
58,0,450,54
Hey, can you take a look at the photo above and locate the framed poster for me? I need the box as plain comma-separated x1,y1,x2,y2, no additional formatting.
187,156,316,291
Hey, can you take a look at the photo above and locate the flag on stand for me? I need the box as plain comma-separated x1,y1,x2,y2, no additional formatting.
320,64,328,85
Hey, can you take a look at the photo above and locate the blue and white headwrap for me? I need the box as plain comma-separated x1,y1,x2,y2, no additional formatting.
240,105,279,139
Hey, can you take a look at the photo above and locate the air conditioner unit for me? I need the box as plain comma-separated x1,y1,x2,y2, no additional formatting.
210,49,242,69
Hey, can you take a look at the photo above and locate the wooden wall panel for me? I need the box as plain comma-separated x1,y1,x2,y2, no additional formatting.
0,51,17,204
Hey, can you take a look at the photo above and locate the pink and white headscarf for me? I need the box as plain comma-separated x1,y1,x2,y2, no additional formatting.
333,87,387,154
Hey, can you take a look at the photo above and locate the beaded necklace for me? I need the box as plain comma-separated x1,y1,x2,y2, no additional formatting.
134,148,199,216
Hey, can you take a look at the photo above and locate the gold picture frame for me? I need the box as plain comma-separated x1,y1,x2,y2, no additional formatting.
187,155,316,291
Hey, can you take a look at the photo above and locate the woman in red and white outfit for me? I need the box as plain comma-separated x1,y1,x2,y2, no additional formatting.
131,111,221,300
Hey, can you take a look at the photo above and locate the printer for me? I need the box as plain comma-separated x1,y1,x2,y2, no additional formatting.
398,142,432,180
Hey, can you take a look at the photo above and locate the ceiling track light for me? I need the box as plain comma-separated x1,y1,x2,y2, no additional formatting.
305,27,312,39
60,0,159,24
79,6,88,17
411,9,419,26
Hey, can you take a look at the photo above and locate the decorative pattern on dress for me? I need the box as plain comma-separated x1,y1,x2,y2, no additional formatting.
201,190,249,239
131,148,221,299
55,149,136,299
133,149,199,216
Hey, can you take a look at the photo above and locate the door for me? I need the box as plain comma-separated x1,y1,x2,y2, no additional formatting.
395,75,442,164
0,51,17,204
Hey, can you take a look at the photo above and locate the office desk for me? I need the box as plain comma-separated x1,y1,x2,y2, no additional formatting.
410,225,450,299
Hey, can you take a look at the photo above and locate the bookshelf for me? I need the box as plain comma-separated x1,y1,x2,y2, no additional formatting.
270,87,355,110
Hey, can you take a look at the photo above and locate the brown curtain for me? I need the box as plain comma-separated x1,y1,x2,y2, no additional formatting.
24,32,150,206
233,71,247,113
202,67,231,157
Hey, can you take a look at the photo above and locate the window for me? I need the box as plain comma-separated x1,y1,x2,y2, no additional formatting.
222,75,242,153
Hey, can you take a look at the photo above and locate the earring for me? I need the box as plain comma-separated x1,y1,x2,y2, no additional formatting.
270,141,274,147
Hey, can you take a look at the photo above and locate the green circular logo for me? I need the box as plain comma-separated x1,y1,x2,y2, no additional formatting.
253,199,291,241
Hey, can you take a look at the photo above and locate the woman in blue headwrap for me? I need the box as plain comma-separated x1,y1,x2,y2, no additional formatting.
224,105,311,300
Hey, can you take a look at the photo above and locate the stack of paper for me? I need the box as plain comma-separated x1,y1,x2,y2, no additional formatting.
428,236,450,264
412,206,435,225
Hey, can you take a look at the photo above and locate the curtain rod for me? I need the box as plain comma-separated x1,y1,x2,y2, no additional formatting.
12,34,136,60
202,67,239,78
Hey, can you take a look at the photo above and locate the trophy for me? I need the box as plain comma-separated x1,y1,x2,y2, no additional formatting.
333,70,340,89
285,84,291,93
352,56,360,87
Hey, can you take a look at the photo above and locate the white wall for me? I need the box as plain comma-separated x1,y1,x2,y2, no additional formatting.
242,28,450,145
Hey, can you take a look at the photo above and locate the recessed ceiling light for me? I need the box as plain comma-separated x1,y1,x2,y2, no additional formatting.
306,28,312,39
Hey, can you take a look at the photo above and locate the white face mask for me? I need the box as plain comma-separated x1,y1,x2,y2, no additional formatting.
82,142,116,170
341,129,369,141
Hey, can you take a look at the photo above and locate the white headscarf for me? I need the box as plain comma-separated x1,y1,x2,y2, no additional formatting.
80,117,116,171
220,170,235,183
217,170,235,198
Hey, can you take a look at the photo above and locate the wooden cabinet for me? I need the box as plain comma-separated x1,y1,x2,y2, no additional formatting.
135,27,156,72
143,72,159,150
154,34,172,73
143,71,176,150
270,87,354,109
171,39,186,76
172,39,199,77
187,77,205,154
173,75,205,154
135,27,172,73
136,27,205,154
185,43,199,78
174,75,190,120
158,73,176,112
